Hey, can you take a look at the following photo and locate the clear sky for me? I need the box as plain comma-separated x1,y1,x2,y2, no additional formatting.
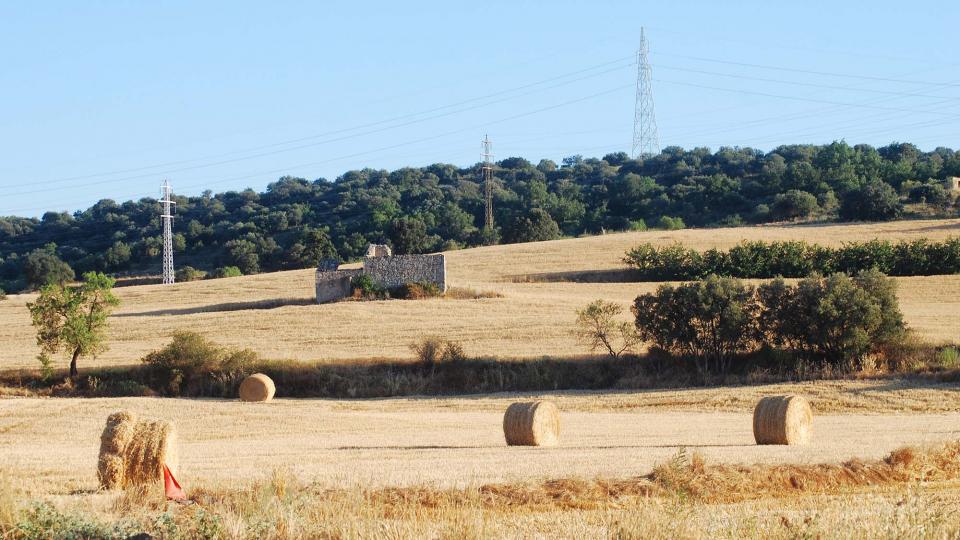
1,0,958,217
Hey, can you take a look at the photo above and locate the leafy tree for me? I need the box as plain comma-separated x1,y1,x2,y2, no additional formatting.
503,208,560,243
575,300,640,358
839,180,903,221
771,190,819,220
224,239,260,274
175,266,205,282
632,275,757,375
210,266,243,279
24,248,75,290
389,217,432,254
27,272,119,379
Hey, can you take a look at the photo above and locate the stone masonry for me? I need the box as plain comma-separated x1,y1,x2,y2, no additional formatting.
314,245,446,304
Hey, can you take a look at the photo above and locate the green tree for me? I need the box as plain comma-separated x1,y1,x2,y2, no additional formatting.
504,208,560,243
632,275,757,375
575,300,640,358
771,190,819,220
27,272,119,380
389,217,432,254
24,247,75,290
839,180,903,221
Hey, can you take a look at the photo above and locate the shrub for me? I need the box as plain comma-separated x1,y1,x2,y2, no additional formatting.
141,331,257,396
175,266,205,282
632,275,757,375
622,238,960,280
209,266,243,279
756,270,905,370
937,347,960,369
839,180,903,221
655,216,686,230
410,337,467,365
0,288,5,301
575,300,641,358
350,274,386,299
771,190,819,220
391,282,441,300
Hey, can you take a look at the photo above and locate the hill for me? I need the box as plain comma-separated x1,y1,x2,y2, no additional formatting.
3,142,959,292
1,217,959,371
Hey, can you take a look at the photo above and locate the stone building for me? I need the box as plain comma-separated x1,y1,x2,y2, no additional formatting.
315,245,446,304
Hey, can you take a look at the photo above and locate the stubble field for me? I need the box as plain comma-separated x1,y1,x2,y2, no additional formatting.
0,218,958,370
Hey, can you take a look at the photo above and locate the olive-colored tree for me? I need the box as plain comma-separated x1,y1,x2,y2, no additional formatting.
27,272,119,380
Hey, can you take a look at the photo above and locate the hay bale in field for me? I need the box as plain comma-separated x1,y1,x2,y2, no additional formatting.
239,373,276,402
503,400,560,446
97,411,178,490
753,395,813,445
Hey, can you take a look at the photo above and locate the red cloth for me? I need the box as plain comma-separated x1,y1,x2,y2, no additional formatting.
163,464,187,501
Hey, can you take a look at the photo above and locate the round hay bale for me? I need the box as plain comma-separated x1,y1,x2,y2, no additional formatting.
97,412,178,490
502,400,560,447
753,395,813,445
239,373,276,402
96,453,125,490
99,410,138,454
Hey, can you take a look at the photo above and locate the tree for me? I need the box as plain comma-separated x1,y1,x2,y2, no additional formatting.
575,300,640,358
503,208,560,243
839,180,903,221
771,190,819,220
389,217,432,254
632,275,757,375
24,248,75,290
27,272,119,380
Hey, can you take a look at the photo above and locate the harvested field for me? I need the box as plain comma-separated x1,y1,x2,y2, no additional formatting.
2,387,959,497
0,218,958,370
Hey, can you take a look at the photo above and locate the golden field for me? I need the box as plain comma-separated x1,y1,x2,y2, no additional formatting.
1,218,959,371
2,219,960,537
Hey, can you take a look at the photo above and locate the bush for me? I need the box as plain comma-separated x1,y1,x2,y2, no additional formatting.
409,337,467,365
391,282,442,300
141,331,257,396
350,274,386,299
175,266,205,282
632,275,757,375
655,216,686,230
209,266,243,279
623,238,960,280
839,180,903,221
756,270,905,370
575,300,640,358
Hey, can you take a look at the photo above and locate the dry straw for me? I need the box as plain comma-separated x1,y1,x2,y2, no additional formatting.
753,395,813,445
239,373,276,402
97,411,178,490
503,400,560,446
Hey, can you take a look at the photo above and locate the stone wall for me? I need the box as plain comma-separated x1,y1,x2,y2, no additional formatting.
315,268,361,304
363,254,447,292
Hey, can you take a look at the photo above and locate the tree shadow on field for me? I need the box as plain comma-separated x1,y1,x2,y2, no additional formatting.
510,268,640,283
113,297,316,317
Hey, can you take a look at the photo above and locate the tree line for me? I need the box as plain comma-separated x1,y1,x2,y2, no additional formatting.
2,140,959,292
623,238,960,281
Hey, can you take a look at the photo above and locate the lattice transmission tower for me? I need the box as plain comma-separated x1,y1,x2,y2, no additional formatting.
631,27,661,159
481,134,494,231
160,179,176,284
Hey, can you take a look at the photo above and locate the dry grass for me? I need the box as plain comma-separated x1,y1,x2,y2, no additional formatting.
0,219,958,371
4,443,960,538
2,388,959,499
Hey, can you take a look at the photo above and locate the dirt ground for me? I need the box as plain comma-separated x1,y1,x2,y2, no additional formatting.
2,388,959,496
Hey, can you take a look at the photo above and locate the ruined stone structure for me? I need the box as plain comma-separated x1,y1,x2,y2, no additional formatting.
314,245,446,304
363,253,447,292
314,269,360,304
944,176,960,193
366,244,393,257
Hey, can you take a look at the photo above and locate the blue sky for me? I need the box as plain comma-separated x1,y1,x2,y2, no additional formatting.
1,1,958,217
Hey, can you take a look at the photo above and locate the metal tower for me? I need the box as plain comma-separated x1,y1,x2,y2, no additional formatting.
631,27,661,159
160,179,176,284
481,134,494,231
